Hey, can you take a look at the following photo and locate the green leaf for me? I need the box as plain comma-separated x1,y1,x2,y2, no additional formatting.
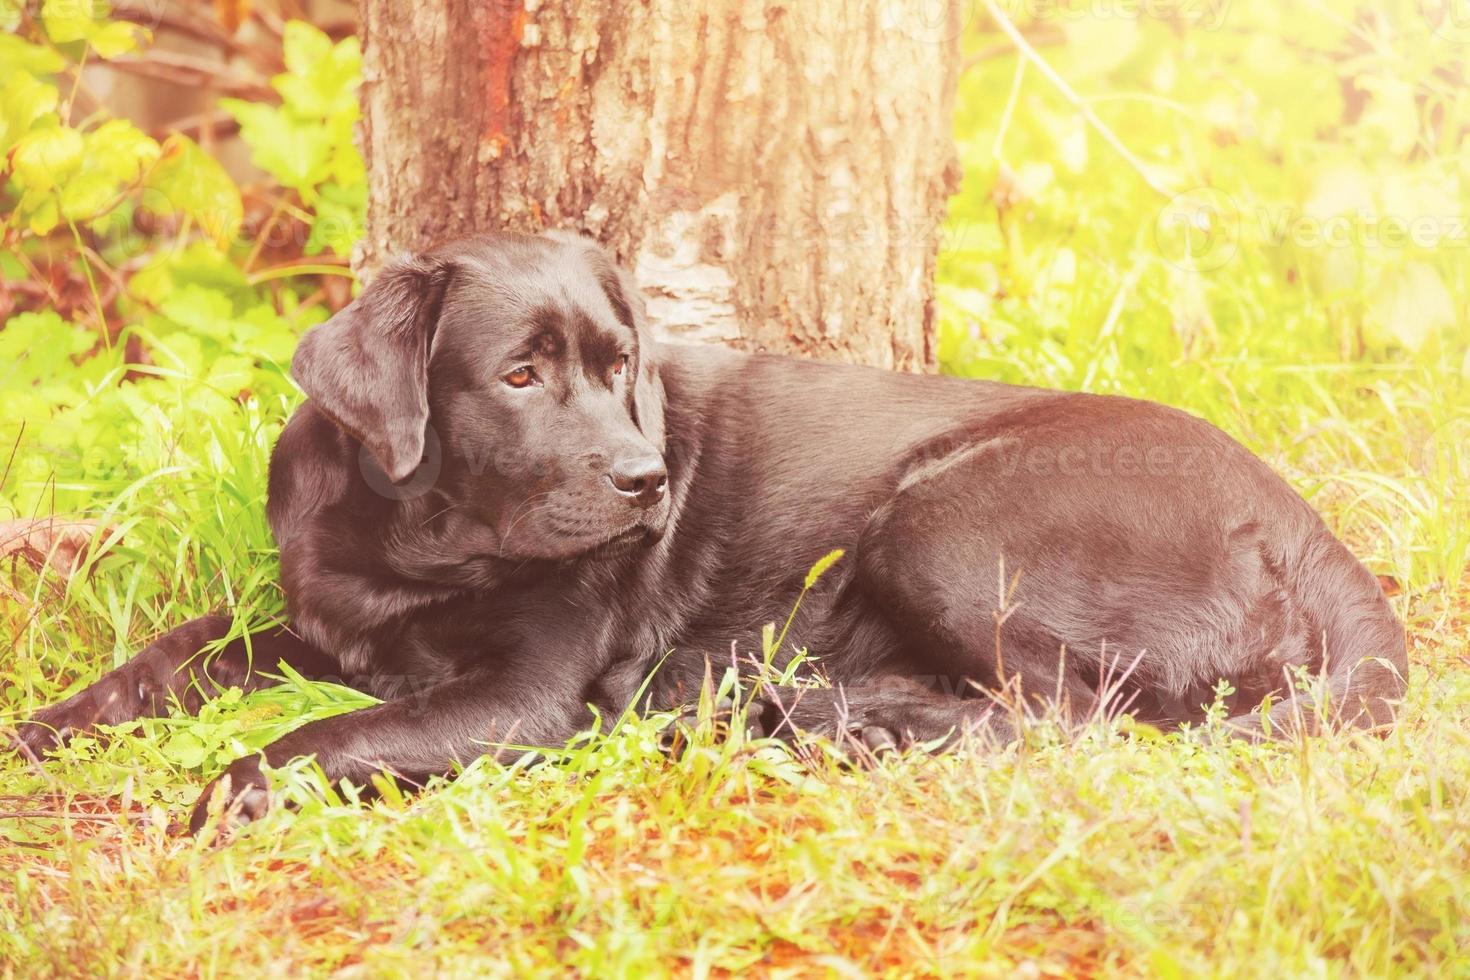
238,303,303,363
0,70,59,150
206,354,255,394
218,21,362,201
40,0,95,44
129,242,250,307
159,284,236,339
83,118,160,182
142,325,205,375
0,311,94,387
219,98,331,194
40,0,146,56
0,33,66,74
86,19,144,59
22,190,59,235
274,23,360,119
8,124,83,191
281,19,334,76
160,729,207,770
144,135,242,244
58,169,117,220
304,179,365,255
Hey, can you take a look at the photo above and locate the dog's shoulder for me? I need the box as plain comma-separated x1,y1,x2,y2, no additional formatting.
266,401,358,546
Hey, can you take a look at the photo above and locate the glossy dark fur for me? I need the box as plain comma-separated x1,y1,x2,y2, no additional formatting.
14,232,1407,831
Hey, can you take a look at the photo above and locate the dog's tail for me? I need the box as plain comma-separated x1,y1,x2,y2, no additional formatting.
1227,529,1408,740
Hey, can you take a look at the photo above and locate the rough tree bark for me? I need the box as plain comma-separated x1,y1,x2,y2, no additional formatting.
356,0,964,368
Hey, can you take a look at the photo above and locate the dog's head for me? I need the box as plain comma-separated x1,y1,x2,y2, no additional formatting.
291,232,669,560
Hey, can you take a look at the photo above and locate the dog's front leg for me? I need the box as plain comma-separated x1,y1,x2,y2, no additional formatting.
188,667,597,834
13,617,341,759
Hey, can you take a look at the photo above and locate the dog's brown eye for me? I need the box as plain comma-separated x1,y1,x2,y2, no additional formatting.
504,366,537,389
614,354,630,377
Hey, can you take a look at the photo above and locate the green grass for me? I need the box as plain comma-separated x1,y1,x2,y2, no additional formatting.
4,2,1470,976
1,610,1467,975
2,274,1466,979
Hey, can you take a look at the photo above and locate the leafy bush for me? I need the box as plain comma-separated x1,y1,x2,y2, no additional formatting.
943,0,1469,374
941,0,1469,587
1,5,361,528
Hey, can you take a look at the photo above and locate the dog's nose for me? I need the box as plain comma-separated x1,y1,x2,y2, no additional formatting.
608,455,668,507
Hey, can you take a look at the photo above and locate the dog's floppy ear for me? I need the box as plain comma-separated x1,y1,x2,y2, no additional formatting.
291,253,453,482
608,262,666,452
545,231,667,451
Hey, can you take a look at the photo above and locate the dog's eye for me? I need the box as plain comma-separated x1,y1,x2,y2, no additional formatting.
503,365,538,389
614,354,631,377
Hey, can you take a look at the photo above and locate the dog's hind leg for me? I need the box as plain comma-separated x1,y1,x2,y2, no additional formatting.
11,615,341,759
1220,531,1407,741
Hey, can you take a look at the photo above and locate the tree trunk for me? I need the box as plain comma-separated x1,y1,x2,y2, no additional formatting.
356,0,963,369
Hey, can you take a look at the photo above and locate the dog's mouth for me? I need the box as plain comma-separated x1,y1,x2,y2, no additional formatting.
598,525,655,550
536,506,667,561
579,520,666,559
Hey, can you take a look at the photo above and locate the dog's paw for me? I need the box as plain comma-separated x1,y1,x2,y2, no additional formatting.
11,697,94,761
188,757,271,837
10,713,68,762
854,723,901,757
657,696,773,756
10,668,160,761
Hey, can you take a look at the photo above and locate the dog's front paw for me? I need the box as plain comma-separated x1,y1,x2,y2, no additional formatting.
188,757,271,836
10,710,70,762
10,668,161,761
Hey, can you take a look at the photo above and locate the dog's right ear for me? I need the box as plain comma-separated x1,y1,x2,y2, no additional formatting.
291,253,453,483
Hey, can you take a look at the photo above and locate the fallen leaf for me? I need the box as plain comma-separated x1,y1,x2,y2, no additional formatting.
0,518,116,580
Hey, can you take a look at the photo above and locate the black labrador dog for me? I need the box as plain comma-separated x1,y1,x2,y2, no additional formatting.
14,232,1407,831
